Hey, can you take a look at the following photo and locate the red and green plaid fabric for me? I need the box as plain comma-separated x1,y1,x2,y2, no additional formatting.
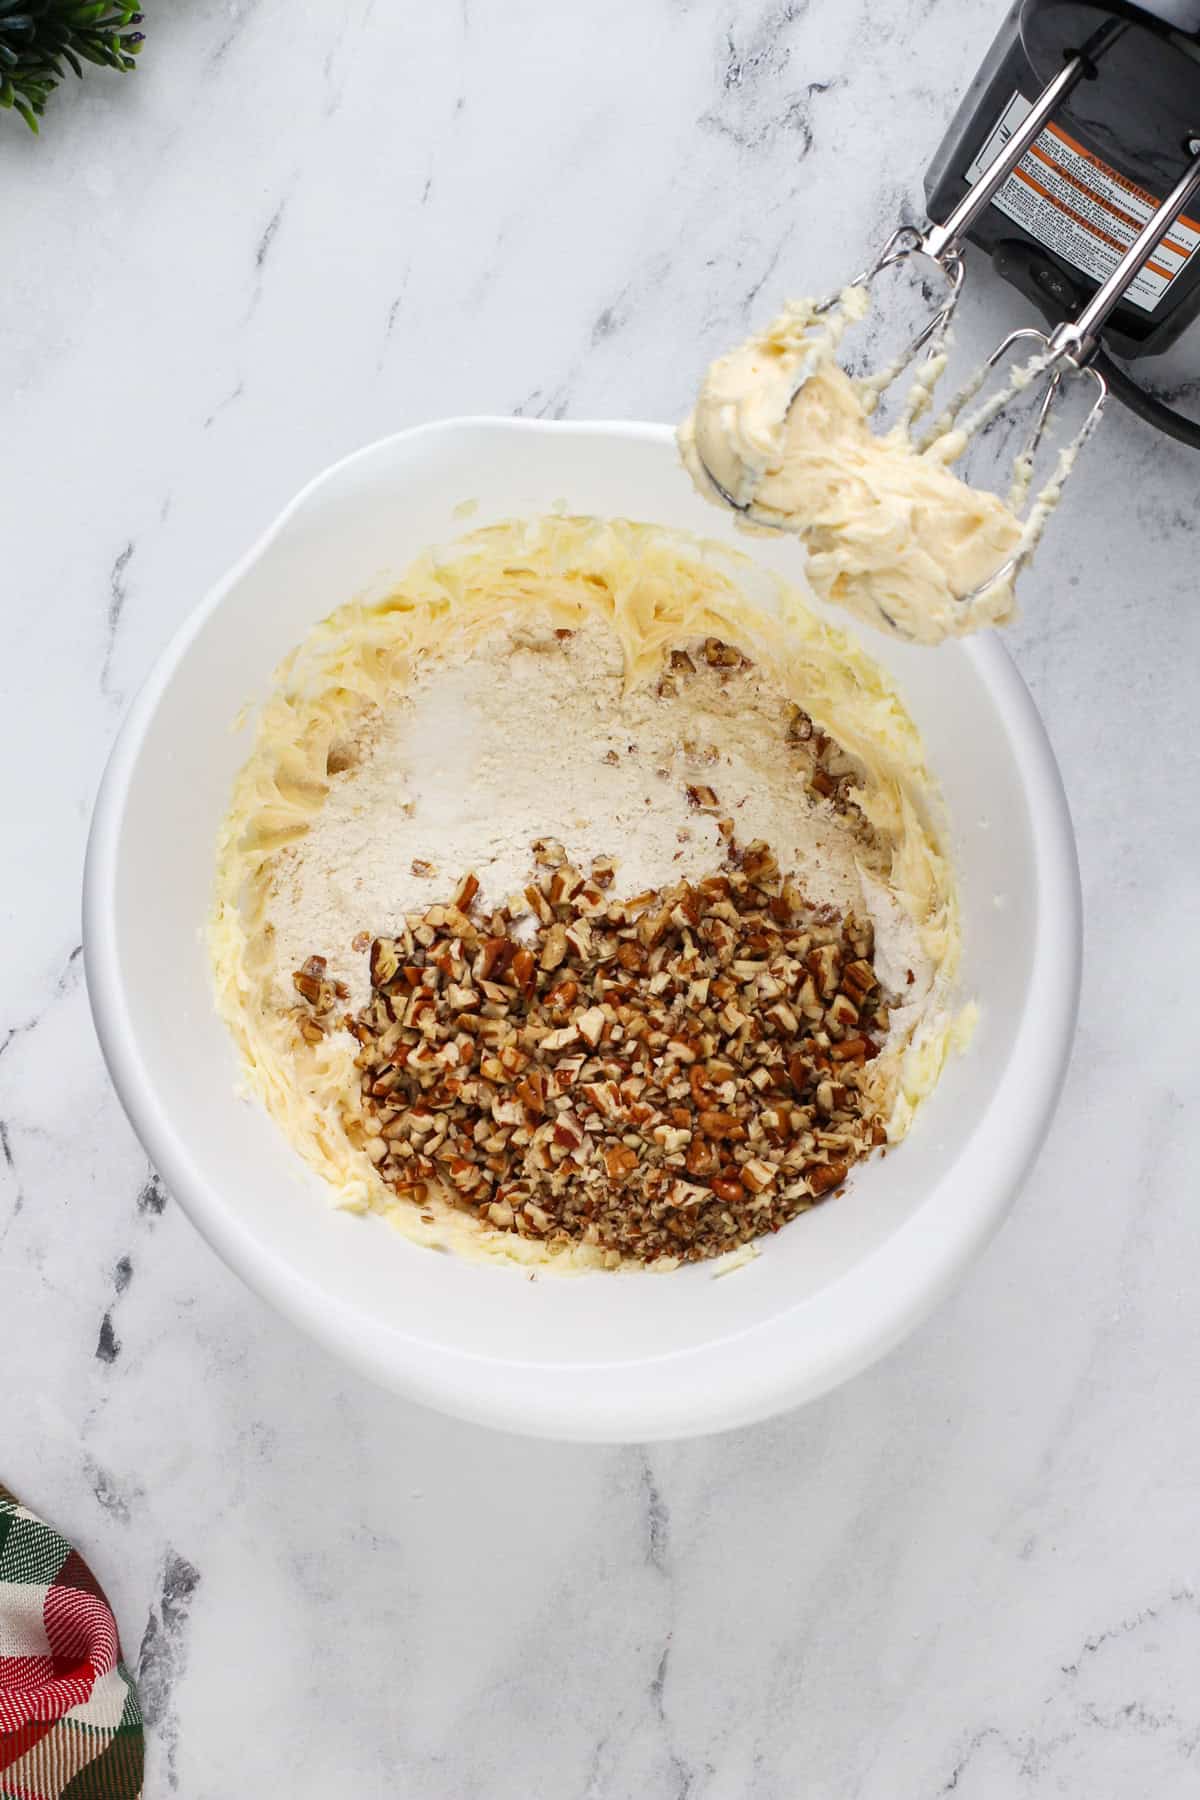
0,1484,142,1799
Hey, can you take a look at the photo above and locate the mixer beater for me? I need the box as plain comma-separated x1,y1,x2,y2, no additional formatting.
691,4,1200,619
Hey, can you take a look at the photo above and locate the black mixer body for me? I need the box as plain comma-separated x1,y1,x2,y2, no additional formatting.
925,1,1200,361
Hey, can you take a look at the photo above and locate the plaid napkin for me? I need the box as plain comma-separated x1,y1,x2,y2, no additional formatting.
0,1484,142,1799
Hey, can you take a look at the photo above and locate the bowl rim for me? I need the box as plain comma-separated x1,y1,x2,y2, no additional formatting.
82,415,1082,1442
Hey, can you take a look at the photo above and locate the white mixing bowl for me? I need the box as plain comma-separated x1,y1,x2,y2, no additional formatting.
83,419,1080,1442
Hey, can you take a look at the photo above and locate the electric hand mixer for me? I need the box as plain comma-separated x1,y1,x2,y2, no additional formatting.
696,0,1200,607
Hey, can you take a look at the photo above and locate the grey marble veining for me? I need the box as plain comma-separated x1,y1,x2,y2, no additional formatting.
3,0,1200,1793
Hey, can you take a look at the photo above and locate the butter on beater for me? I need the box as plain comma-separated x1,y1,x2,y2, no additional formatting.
678,290,1024,645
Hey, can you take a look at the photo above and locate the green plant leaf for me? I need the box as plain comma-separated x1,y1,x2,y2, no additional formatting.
0,0,146,128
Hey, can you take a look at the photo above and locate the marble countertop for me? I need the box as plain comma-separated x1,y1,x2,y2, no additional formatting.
4,0,1200,1792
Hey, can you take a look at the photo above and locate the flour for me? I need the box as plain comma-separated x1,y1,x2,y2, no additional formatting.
263,616,916,1012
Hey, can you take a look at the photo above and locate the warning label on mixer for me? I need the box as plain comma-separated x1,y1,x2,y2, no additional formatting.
967,92,1200,312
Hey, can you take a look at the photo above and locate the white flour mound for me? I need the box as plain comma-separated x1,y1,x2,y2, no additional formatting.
264,617,921,1011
